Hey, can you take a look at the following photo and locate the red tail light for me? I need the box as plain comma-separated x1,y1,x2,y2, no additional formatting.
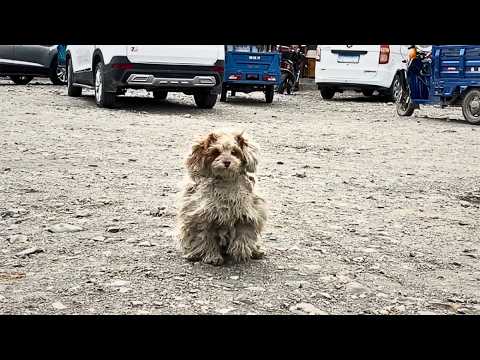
213,65,224,73
379,45,390,64
263,75,277,81
112,63,133,70
228,74,242,80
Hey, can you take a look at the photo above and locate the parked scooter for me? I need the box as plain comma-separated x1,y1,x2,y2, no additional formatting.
277,46,306,94
396,45,432,116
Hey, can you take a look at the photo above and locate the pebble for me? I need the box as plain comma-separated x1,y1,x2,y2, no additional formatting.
106,227,122,233
131,301,144,307
216,307,235,314
75,211,92,218
107,280,131,287
289,303,328,315
229,276,240,280
138,241,155,247
345,281,370,295
319,292,332,300
47,223,83,233
119,287,131,293
15,247,44,258
8,234,28,243
52,301,68,310
91,236,106,242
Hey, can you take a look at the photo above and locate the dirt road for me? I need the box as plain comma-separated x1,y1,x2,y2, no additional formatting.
1,78,479,314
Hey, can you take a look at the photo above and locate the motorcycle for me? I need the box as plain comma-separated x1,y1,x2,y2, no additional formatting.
396,45,432,116
277,46,306,94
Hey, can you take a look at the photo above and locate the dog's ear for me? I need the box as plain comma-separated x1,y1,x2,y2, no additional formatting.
234,131,258,173
186,132,218,173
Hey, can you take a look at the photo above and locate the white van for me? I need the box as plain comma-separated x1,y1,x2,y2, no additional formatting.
315,45,408,100
66,45,225,108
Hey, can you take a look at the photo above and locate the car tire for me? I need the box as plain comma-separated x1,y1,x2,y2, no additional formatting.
265,85,274,103
94,61,116,108
220,87,227,102
194,91,217,109
462,88,480,124
152,90,168,100
49,57,67,85
362,89,374,97
67,58,82,97
9,75,33,85
320,88,335,100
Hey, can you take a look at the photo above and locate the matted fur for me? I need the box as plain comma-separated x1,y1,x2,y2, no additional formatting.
176,130,267,265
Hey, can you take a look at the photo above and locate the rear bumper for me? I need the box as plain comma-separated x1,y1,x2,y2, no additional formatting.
315,67,395,90
104,57,224,94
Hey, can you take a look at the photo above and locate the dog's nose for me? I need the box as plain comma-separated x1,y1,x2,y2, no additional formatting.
223,160,231,168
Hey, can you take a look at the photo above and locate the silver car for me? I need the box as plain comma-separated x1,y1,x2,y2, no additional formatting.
0,45,66,85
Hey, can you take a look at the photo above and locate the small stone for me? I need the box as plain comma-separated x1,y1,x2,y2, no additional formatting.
106,227,122,233
289,303,328,315
293,172,307,178
126,237,139,243
277,161,284,165
319,292,332,300
8,234,28,243
47,223,83,233
418,311,437,315
229,276,240,280
119,287,131,294
216,307,235,314
75,211,92,218
52,301,68,310
107,280,130,287
91,236,106,242
138,241,155,247
184,114,192,118
15,247,44,258
345,282,370,295
131,301,143,307
458,221,469,226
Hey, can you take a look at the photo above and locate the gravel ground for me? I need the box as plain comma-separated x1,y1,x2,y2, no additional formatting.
1,78,479,315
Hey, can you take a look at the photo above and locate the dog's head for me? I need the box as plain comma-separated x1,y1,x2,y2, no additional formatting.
186,130,258,179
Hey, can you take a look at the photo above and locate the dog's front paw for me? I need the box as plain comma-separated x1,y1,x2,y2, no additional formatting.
202,253,225,266
251,245,266,260
227,242,253,263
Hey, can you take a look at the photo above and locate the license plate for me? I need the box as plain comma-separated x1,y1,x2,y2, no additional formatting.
337,54,360,63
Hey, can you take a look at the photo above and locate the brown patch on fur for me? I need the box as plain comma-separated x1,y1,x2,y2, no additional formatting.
186,133,218,171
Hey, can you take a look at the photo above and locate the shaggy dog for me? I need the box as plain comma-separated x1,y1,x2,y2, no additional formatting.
176,130,267,265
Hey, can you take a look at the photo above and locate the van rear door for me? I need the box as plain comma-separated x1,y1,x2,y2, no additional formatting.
126,45,222,66
320,45,381,81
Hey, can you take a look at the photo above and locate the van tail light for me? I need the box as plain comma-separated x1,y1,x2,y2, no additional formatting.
263,75,277,81
316,47,321,61
379,45,390,64
228,74,242,80
213,65,224,73
112,63,133,70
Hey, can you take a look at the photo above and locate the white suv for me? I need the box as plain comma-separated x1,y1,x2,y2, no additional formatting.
315,45,408,100
66,45,225,108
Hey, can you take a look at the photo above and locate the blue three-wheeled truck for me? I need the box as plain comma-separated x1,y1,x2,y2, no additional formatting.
397,45,480,124
221,45,281,103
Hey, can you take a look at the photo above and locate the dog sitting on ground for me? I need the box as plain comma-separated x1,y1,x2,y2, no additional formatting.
176,130,267,265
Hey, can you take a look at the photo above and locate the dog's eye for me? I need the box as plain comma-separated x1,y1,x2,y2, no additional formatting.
231,149,241,158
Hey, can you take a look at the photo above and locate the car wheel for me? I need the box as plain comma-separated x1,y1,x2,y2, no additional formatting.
362,89,374,97
194,91,217,109
220,87,227,102
265,85,274,103
9,75,33,85
320,88,335,100
49,57,67,85
462,89,480,124
67,58,82,97
152,90,168,100
94,61,116,108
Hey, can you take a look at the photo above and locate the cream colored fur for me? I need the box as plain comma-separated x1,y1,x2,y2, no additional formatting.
176,130,267,265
